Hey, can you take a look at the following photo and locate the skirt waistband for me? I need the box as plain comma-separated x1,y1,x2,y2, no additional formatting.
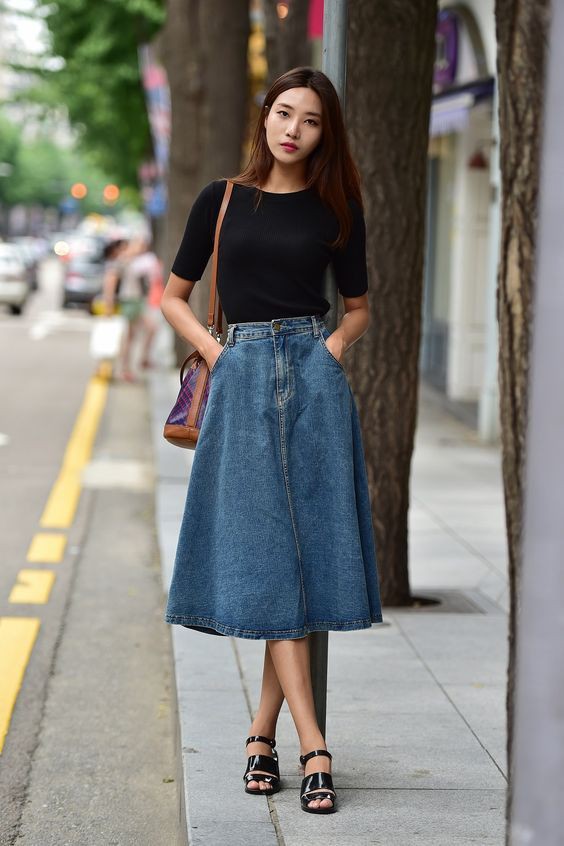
224,314,327,343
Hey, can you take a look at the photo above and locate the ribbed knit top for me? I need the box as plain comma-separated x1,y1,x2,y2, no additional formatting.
171,178,368,324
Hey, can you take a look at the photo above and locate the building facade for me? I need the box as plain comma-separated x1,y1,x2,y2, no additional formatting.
422,0,500,439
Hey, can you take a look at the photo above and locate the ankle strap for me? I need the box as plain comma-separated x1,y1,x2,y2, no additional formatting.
300,748,332,765
246,735,276,748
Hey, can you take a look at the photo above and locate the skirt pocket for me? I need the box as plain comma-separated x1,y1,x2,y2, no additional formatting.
209,340,232,375
318,325,347,372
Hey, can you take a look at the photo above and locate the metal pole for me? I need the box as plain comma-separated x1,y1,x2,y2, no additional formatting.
478,81,501,443
322,0,348,94
509,4,564,843
308,0,348,738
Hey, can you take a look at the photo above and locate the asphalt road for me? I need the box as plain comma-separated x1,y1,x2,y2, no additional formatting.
0,259,179,845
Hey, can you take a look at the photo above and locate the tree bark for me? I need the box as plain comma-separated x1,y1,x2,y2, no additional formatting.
161,0,205,283
494,0,550,832
199,0,250,187
346,1,437,605
263,0,310,87
162,0,249,363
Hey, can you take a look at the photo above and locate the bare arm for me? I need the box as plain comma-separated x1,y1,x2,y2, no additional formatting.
160,272,223,368
162,271,368,367
326,293,370,363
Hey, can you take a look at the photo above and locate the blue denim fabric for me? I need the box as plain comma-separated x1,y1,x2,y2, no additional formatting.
165,314,383,639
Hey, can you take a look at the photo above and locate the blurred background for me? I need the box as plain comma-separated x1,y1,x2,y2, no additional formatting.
0,0,555,843
0,0,504,440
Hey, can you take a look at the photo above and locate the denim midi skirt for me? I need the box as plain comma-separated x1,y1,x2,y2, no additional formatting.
164,314,383,639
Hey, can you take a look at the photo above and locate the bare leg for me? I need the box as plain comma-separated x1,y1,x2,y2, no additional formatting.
267,636,334,810
120,320,135,379
245,642,285,791
119,319,138,380
140,310,158,367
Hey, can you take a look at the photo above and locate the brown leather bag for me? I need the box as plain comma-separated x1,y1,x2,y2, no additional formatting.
163,179,234,448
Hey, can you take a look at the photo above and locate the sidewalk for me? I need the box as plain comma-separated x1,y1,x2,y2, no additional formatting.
150,371,508,846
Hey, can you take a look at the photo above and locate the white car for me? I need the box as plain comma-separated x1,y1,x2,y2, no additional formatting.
0,242,30,314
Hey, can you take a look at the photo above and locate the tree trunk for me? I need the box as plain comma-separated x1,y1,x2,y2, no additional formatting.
263,0,311,87
161,0,204,277
162,0,249,363
494,0,550,833
199,0,250,186
346,1,437,606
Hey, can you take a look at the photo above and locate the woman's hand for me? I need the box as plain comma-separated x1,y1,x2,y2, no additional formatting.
161,273,231,369
325,296,371,363
207,340,224,371
325,332,347,363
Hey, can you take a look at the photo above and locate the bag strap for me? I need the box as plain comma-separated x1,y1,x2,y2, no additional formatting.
177,178,234,386
207,179,234,337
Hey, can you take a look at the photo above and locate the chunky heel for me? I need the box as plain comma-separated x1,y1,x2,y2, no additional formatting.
299,748,337,814
243,735,281,795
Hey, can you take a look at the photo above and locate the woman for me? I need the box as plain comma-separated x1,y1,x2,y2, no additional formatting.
105,237,160,381
161,66,383,815
101,238,127,306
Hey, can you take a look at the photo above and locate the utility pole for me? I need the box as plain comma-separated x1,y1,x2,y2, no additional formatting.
309,0,348,737
510,3,564,843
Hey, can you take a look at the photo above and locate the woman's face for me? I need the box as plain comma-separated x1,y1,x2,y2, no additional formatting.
264,87,323,167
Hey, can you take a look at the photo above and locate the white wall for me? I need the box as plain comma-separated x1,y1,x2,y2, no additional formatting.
435,0,499,408
439,0,496,75
447,103,493,400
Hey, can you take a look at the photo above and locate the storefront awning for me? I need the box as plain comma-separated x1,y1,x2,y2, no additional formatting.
430,77,495,137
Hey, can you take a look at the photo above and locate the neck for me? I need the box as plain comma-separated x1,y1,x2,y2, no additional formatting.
260,161,307,193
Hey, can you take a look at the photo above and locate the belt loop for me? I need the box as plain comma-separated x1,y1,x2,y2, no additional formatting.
227,324,235,346
312,315,320,337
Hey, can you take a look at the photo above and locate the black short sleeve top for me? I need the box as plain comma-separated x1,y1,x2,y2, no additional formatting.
170,179,368,324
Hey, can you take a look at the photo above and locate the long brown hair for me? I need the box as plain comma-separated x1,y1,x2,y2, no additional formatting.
224,67,364,250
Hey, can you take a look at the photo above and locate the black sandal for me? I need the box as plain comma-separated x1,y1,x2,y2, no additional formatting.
299,749,337,814
243,735,281,795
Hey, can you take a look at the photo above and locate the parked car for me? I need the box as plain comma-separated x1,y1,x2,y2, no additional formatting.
0,242,30,315
62,253,105,308
57,234,105,262
11,238,40,290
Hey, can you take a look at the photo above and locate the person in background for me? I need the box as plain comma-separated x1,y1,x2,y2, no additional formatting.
101,238,128,309
90,238,128,378
104,237,161,381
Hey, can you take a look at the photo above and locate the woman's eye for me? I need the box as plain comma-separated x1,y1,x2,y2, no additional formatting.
277,110,318,126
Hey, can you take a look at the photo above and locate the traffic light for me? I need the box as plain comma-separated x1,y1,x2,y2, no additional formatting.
70,182,88,199
103,184,120,204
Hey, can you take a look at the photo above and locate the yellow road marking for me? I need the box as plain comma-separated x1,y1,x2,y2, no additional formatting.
40,374,109,528
0,618,40,754
26,533,67,563
0,374,110,754
9,570,56,604
95,360,113,380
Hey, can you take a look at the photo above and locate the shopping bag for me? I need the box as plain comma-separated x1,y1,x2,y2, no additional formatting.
90,296,121,316
89,315,126,360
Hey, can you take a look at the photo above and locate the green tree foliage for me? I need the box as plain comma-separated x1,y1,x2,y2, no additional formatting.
0,115,126,212
6,138,67,206
0,115,19,204
31,0,165,188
